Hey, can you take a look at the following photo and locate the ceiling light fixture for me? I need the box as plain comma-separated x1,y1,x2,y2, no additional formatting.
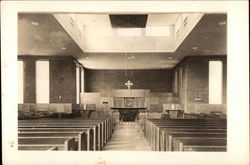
219,21,226,26
168,56,173,60
31,21,39,26
192,47,200,56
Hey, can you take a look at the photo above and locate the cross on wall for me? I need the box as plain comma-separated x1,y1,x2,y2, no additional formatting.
125,80,133,90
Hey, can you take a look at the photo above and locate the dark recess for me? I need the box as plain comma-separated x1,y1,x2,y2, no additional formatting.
109,14,148,28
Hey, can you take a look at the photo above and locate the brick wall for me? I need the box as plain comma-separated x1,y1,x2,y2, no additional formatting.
18,56,79,104
186,58,209,104
49,59,76,103
173,56,227,113
23,58,36,103
85,69,173,92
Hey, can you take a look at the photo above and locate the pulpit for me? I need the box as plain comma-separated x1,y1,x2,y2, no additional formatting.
163,104,183,119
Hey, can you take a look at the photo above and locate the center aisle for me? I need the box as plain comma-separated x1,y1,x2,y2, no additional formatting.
104,122,151,151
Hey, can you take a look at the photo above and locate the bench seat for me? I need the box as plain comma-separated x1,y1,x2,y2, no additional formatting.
17,118,114,151
18,145,58,151
18,137,76,150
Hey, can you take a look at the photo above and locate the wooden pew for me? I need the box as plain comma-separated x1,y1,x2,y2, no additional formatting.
144,119,227,151
168,132,226,151
146,120,226,138
160,129,226,151
157,126,225,147
145,120,227,150
18,118,113,151
18,118,111,142
146,119,226,124
18,137,76,150
172,137,227,151
18,130,88,151
151,126,226,151
18,118,113,143
18,123,98,151
19,128,98,151
145,119,226,134
144,119,226,138
145,119,226,140
18,119,102,123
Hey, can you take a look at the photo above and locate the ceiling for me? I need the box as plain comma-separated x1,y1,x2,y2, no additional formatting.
18,13,226,69
18,14,83,58
66,13,180,27
54,13,186,53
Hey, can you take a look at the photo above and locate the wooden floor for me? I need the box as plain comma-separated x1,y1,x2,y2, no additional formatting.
104,122,151,151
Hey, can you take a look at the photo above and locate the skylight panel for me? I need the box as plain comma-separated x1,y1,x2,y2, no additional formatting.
145,26,170,36
117,28,142,37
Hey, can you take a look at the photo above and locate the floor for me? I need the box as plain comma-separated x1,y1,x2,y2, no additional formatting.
104,122,151,151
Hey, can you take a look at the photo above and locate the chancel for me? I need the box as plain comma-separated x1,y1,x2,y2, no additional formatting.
17,12,227,152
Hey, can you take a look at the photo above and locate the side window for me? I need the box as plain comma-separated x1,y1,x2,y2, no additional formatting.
18,60,24,103
209,61,223,104
36,60,50,103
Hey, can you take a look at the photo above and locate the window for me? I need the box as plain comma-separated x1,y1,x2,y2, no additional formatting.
174,71,178,93
36,61,49,103
81,67,84,93
179,68,182,101
117,28,142,37
209,61,223,104
18,61,24,103
145,26,170,36
76,66,80,104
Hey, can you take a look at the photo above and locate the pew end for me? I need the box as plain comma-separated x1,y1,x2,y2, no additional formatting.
65,137,77,151
79,131,88,151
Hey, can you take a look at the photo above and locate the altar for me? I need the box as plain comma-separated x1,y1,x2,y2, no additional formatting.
111,96,147,121
110,85,150,121
111,107,146,121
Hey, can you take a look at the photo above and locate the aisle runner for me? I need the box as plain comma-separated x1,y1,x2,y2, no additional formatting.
104,122,151,151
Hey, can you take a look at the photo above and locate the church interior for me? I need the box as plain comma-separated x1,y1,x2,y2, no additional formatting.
17,12,227,152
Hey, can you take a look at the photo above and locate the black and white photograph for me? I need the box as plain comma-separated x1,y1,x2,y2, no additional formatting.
1,1,249,165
